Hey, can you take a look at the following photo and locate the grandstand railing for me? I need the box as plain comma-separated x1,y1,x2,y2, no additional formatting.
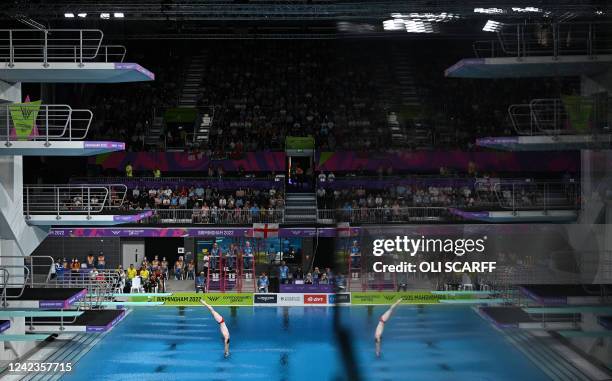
0,29,126,66
509,96,611,136
317,207,452,224
0,104,93,144
141,208,285,224
473,22,612,58
23,184,127,217
0,264,30,305
475,179,579,212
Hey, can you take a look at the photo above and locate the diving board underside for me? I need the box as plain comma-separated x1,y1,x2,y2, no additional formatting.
4,288,86,309
0,140,125,156
25,309,126,333
0,62,154,83
445,55,612,78
477,135,612,151
26,210,153,226
449,208,577,222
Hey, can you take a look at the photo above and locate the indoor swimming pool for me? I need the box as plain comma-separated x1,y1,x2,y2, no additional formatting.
61,305,551,381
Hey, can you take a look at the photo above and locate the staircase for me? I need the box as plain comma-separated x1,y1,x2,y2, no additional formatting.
144,116,164,149
284,193,317,223
178,54,205,107
192,110,212,148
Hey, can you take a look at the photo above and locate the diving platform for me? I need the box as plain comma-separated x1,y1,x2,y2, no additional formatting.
557,330,612,338
4,288,86,309
520,285,610,306
445,55,612,79
0,334,51,341
0,62,154,83
0,311,83,318
449,208,577,223
476,135,612,151
0,141,125,156
0,320,9,333
26,210,153,226
524,306,612,314
478,306,577,330
25,309,126,333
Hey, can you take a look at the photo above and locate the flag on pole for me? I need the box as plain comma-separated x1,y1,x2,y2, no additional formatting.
252,223,279,238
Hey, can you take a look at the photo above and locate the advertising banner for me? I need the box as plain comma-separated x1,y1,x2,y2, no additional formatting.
135,292,253,306
350,291,469,305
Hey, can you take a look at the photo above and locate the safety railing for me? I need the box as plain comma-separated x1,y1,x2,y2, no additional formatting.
0,267,8,307
473,22,612,58
23,184,127,217
0,265,30,304
508,96,612,136
0,103,93,145
317,207,453,224
0,29,127,66
475,179,579,212
142,208,285,224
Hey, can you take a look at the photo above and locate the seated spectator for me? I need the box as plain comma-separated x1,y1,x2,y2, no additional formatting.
258,272,269,293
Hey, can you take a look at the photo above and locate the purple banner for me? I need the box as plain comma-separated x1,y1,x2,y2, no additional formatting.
114,63,155,80
280,284,334,293
48,227,349,238
84,141,125,150
112,211,153,222
74,178,281,191
38,289,87,309
316,150,579,173
91,151,286,172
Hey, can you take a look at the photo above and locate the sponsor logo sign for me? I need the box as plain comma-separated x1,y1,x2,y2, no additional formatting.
328,293,351,304
254,294,278,304
303,294,327,305
277,293,303,306
141,292,253,306
350,291,470,305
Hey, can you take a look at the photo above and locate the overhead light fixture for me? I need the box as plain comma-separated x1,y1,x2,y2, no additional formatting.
383,19,406,31
100,13,110,19
78,13,87,18
483,20,504,32
64,13,75,18
474,8,505,14
390,12,459,23
114,12,124,18
512,7,542,13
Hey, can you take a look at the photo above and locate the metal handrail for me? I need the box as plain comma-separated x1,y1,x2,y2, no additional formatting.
0,29,105,66
23,184,128,217
0,103,93,145
317,207,452,223
143,208,286,224
0,265,31,300
0,268,8,307
101,45,126,63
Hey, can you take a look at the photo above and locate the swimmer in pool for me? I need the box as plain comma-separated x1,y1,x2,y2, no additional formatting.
374,298,403,358
200,299,230,357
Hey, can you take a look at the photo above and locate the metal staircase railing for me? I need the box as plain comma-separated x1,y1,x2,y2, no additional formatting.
0,29,126,66
473,22,612,58
0,265,30,305
0,103,93,144
23,184,127,217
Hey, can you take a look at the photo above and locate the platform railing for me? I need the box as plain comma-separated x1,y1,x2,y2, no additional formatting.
0,265,30,304
142,208,285,224
508,96,611,136
317,207,452,224
0,268,8,307
0,103,93,145
23,184,127,218
473,22,612,58
475,179,579,213
0,29,128,66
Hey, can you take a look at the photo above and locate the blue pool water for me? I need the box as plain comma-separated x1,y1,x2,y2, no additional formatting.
62,305,550,381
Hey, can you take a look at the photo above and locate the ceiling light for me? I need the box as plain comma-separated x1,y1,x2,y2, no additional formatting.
100,13,110,19
64,13,75,18
512,7,542,13
77,13,87,18
483,20,504,32
114,12,124,18
474,8,505,14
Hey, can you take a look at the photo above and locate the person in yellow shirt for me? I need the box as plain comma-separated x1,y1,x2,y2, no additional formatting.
139,267,150,280
125,162,133,177
153,168,161,178
127,264,137,280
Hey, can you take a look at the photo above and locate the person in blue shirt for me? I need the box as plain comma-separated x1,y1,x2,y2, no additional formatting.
195,271,207,293
243,241,253,271
210,242,220,270
257,272,269,293
350,240,361,270
279,261,289,284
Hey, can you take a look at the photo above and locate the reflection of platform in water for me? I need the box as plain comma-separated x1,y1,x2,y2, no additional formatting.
0,140,125,156
5,287,86,309
445,55,612,79
478,306,576,330
520,285,610,306
26,210,153,226
25,309,126,333
476,135,612,151
449,208,577,223
0,62,154,83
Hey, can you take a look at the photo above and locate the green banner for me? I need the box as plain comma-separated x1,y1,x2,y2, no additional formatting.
10,101,41,140
131,292,253,306
562,95,592,133
286,136,315,150
164,107,198,124
351,291,469,305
